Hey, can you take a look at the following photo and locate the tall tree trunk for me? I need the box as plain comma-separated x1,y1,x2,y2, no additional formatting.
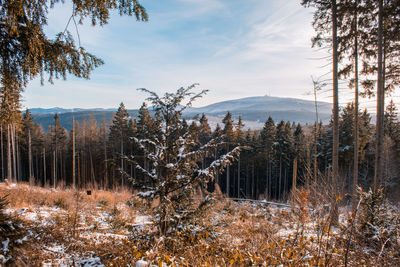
251,161,255,199
353,1,359,201
120,130,124,188
77,153,80,188
313,78,319,187
11,124,17,183
214,147,218,185
7,124,12,182
35,151,39,183
53,150,56,188
292,157,298,208
72,117,76,189
90,150,95,188
332,0,339,188
278,156,282,200
237,155,240,198
226,165,230,197
104,123,108,190
29,130,33,185
16,129,21,182
374,0,384,190
43,147,46,186
1,124,3,181
266,159,269,199
331,0,340,224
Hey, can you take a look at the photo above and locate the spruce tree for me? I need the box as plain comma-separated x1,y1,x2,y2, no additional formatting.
49,114,66,188
302,0,341,223
125,85,241,236
0,0,147,112
109,102,130,186
260,117,276,198
21,110,34,184
222,111,234,196
199,114,211,145
136,103,157,139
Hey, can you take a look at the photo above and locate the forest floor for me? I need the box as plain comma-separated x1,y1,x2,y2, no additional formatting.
0,182,399,266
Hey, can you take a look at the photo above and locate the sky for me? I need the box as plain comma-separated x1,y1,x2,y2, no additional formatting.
22,0,394,110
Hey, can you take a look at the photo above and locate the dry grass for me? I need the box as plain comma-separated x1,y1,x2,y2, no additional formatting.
0,182,132,209
1,183,399,266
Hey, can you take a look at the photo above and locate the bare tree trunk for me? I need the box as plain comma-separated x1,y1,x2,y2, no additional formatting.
214,147,218,185
77,153,80,188
11,124,17,183
90,150,95,188
7,124,12,182
251,162,255,199
332,0,339,187
331,0,340,224
292,157,298,208
35,151,38,183
353,1,359,201
312,77,319,187
237,155,240,198
226,165,230,196
104,124,108,190
1,124,3,181
374,0,384,190
278,156,282,200
43,147,46,186
266,160,269,199
72,117,76,189
29,130,33,185
16,129,21,182
53,150,56,188
120,129,124,188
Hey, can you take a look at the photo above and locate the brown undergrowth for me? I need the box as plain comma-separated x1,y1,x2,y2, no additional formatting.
1,183,399,266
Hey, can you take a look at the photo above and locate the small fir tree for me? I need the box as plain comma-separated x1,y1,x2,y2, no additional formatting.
124,85,241,236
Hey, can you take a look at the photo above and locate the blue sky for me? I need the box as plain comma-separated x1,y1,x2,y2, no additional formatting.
22,0,368,109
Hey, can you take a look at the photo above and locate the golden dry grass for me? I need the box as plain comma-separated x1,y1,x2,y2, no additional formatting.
1,183,399,266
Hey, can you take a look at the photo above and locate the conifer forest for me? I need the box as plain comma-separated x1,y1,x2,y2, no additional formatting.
1,0,400,266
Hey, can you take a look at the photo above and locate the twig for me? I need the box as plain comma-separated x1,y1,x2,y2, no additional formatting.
344,196,363,267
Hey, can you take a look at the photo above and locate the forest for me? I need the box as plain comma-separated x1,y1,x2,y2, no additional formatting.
1,0,400,265
1,99,400,201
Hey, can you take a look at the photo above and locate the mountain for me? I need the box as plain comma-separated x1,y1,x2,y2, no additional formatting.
29,95,332,131
28,107,116,114
184,95,332,124
32,110,140,131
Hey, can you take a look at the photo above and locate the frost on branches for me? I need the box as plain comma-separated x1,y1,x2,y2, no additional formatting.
122,85,241,236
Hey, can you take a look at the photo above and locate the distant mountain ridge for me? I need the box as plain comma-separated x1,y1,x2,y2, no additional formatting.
29,95,332,131
184,95,332,123
29,107,116,114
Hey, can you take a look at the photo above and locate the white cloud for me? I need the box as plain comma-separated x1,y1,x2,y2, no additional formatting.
24,0,337,110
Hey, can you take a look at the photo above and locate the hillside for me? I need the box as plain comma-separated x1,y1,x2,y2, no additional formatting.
29,95,332,131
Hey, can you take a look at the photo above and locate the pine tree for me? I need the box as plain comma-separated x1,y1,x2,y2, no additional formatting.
0,0,147,113
109,102,130,187
273,120,293,199
384,100,400,158
125,85,241,236
136,103,157,139
49,114,66,188
260,117,275,198
302,0,341,223
213,123,223,139
198,114,211,145
374,0,385,190
235,116,245,197
31,123,45,185
222,111,234,196
384,100,400,139
21,110,34,184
